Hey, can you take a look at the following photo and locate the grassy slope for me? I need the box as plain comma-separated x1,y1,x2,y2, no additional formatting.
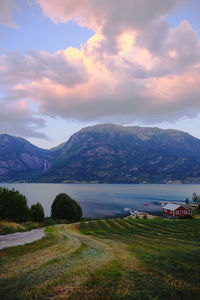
0,219,200,300
0,221,45,235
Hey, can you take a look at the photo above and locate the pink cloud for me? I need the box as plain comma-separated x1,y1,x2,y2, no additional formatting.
1,19,200,124
1,0,200,138
36,0,187,54
0,100,46,138
0,0,17,28
36,0,187,32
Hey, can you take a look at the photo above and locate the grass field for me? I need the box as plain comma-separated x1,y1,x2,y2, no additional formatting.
0,220,45,235
0,218,200,299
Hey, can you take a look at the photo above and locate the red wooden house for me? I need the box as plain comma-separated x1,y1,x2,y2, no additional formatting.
162,203,192,218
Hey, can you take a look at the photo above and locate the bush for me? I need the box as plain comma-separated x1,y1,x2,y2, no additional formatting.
51,193,82,221
43,218,57,226
0,225,16,235
29,202,45,222
0,187,29,222
25,222,40,230
194,204,200,215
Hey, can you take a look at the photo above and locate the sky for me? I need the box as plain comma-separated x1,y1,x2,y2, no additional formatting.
0,0,200,149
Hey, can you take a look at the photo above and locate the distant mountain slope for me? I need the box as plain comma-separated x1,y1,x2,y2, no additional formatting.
0,134,55,182
38,124,200,183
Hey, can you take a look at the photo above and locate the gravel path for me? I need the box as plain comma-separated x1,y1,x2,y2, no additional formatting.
0,228,45,250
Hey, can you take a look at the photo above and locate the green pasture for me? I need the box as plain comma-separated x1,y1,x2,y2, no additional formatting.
0,218,200,299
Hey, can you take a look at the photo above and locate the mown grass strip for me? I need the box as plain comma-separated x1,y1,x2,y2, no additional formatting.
79,222,90,235
97,220,117,234
0,225,104,300
105,219,129,235
1,219,200,300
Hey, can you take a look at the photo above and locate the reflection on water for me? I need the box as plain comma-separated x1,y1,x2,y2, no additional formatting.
1,183,198,218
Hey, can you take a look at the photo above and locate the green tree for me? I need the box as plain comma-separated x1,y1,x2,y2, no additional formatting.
51,193,82,221
193,204,200,215
192,193,198,202
29,202,45,222
0,187,29,222
185,198,189,205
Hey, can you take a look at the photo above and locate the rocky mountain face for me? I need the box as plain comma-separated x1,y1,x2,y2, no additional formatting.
0,134,55,182
1,124,200,183
37,124,200,183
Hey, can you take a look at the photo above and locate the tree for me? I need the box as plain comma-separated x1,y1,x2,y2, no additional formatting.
0,187,29,222
193,204,200,215
192,193,198,203
29,202,45,222
51,193,82,221
185,198,189,205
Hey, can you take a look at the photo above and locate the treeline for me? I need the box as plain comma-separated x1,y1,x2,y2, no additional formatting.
0,187,44,222
0,187,82,223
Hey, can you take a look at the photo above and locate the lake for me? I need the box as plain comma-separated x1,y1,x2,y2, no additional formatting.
1,184,199,218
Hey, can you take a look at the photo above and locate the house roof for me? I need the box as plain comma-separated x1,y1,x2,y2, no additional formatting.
163,203,188,211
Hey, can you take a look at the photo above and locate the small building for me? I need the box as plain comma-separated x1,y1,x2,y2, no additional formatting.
162,203,192,218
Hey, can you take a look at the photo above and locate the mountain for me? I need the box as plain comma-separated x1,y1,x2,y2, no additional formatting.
1,124,200,183
0,134,55,182
37,124,200,183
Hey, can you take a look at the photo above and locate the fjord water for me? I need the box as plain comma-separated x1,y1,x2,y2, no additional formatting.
2,184,199,217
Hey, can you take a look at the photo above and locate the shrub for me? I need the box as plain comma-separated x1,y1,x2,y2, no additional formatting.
43,218,56,226
29,202,45,222
25,222,40,230
51,193,82,221
194,204,200,214
0,187,29,222
0,225,15,235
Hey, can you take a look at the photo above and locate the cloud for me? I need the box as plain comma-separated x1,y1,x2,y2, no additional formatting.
0,47,88,138
1,0,200,139
0,100,47,138
0,0,17,28
36,0,186,31
12,18,198,124
0,49,88,87
36,0,187,52
2,20,200,125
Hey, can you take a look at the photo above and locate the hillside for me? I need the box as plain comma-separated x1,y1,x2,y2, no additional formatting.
38,124,200,183
0,219,200,299
1,124,200,183
0,134,55,182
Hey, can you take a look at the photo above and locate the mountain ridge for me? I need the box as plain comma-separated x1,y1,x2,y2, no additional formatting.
1,124,200,183
0,134,56,182
37,124,200,184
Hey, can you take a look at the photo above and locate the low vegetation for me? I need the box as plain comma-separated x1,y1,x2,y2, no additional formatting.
0,218,199,299
0,220,44,235
0,187,46,234
0,189,82,234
